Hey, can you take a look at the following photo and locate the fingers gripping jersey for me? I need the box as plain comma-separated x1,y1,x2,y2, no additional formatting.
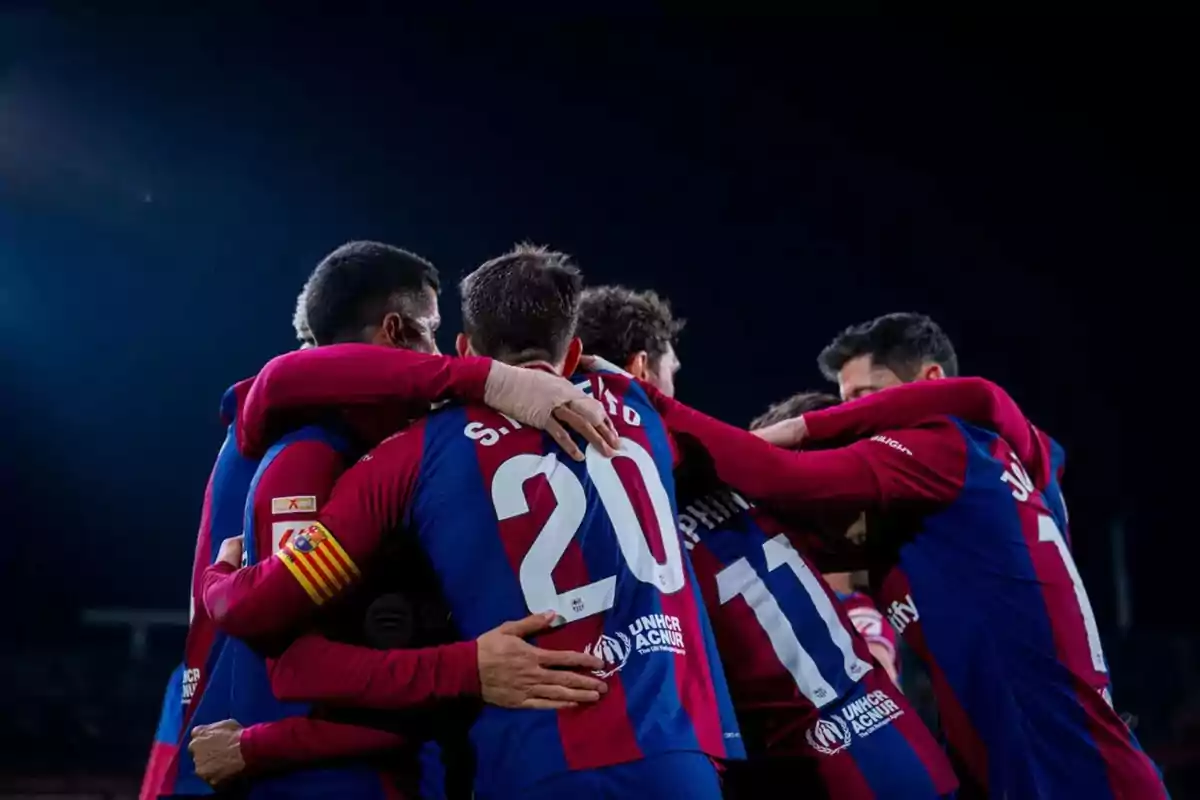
677,488,956,799
407,371,742,793
839,592,899,676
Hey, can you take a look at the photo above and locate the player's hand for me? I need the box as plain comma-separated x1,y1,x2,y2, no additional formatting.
752,415,808,449
215,535,244,568
189,719,247,786
483,361,619,461
576,354,625,375
477,610,609,710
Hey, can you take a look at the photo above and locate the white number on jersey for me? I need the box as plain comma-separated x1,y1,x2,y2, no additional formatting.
715,533,872,708
1037,514,1108,675
491,437,686,625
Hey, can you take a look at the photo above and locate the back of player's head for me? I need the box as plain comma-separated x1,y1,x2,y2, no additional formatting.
576,285,685,371
817,312,958,382
749,391,841,431
298,241,440,346
459,243,583,364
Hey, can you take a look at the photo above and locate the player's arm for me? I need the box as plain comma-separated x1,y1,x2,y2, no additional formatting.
266,632,480,709
237,345,493,457
238,345,617,461
649,388,966,514
229,436,487,705
188,718,406,786
763,377,1039,476
203,429,422,639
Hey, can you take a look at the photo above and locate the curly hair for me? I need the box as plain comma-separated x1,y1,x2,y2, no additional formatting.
576,285,685,369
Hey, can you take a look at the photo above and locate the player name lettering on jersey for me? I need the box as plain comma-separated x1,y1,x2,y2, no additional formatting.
869,435,913,456
885,593,920,635
677,489,753,549
583,614,687,678
805,689,906,756
1001,454,1036,501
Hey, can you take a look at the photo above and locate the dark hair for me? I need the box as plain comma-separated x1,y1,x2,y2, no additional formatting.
459,243,583,363
296,241,440,346
817,312,958,382
576,285,685,369
749,391,840,431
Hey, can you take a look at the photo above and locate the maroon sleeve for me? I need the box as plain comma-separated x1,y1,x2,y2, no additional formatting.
803,378,1038,476
249,439,347,565
650,388,966,514
238,345,492,457
240,718,406,774
203,427,425,640
267,633,480,708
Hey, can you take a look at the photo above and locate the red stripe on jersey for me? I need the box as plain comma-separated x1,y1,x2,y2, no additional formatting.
463,405,641,770
997,439,1166,798
861,671,960,795
620,414,725,759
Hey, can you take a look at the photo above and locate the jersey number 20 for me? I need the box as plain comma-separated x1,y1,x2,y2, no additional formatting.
491,438,685,624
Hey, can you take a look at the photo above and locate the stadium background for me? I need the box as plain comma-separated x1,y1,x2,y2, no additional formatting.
1,10,1196,798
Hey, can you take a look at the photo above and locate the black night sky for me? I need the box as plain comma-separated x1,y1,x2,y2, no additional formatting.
1,12,1194,648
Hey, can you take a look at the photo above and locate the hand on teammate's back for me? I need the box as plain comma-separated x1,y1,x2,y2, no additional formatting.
189,719,247,786
752,415,808,448
476,610,609,710
215,535,244,568
483,361,619,461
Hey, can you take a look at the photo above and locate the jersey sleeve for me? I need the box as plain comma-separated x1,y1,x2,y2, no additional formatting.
249,439,347,565
802,378,1040,481
238,345,493,457
649,388,966,515
201,439,346,638
239,718,406,774
266,632,480,709
202,426,426,640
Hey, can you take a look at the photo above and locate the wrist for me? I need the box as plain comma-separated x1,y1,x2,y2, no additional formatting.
232,724,257,772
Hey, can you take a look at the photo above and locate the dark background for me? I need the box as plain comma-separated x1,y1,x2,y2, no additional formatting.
2,9,1197,794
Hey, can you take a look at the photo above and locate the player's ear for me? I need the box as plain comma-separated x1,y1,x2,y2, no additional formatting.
377,312,404,348
921,362,946,381
561,337,583,377
625,351,650,381
455,332,470,358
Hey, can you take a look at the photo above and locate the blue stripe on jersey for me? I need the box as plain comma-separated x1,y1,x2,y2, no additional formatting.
837,683,940,798
152,664,186,745
413,407,571,789
904,420,1113,799
635,387,744,759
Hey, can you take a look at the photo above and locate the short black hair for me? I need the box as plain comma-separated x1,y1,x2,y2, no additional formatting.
749,391,840,431
460,243,583,363
297,241,440,346
817,312,958,383
576,285,685,369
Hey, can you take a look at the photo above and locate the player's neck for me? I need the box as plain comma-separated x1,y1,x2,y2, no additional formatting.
505,359,563,376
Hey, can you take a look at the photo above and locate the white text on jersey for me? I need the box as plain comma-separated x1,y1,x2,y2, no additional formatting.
677,489,753,549
885,593,920,635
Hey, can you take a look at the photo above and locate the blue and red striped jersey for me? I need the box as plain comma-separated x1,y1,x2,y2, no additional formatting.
406,368,743,791
871,419,1165,799
651,387,1168,800
677,486,957,798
